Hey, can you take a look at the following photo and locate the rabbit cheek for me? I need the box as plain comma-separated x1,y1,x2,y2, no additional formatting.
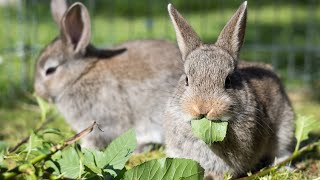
206,102,229,120
34,82,51,101
43,71,66,101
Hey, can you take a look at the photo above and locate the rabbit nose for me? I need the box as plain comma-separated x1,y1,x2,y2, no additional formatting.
186,98,230,120
191,105,209,119
207,108,221,120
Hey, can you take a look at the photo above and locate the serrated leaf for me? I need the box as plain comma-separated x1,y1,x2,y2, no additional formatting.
295,115,320,152
103,129,137,170
57,147,83,179
122,158,204,180
191,118,228,144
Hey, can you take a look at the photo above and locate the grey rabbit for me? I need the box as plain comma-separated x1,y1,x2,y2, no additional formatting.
34,1,182,150
164,2,295,179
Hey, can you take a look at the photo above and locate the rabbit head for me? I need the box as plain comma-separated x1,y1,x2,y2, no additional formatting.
167,2,247,122
34,1,125,102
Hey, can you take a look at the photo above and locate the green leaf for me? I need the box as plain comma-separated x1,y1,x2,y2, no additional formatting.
68,129,136,179
18,163,35,174
103,129,137,170
35,95,50,123
56,146,83,179
39,128,63,136
51,150,62,161
44,160,60,175
0,150,7,169
0,141,7,169
82,149,102,175
91,150,108,169
44,151,62,176
122,158,204,180
191,118,228,144
23,132,45,160
28,132,44,149
104,169,117,177
294,115,320,152
0,141,6,153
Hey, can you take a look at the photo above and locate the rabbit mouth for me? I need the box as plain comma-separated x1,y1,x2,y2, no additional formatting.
35,91,53,103
209,116,231,122
190,115,231,122
191,114,206,120
34,84,53,103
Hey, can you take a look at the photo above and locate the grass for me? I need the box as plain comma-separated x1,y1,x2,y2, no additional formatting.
0,105,73,147
0,1,320,179
0,90,319,179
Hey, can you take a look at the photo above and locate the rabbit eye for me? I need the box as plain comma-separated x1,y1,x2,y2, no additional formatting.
45,67,57,76
185,76,189,86
225,75,232,89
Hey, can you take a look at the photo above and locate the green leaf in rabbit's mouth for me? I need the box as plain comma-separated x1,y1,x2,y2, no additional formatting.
191,118,228,144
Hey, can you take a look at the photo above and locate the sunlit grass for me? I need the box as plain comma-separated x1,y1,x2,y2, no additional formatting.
0,2,319,179
0,90,319,179
0,104,73,147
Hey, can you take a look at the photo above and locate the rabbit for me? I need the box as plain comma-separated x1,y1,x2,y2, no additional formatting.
164,2,295,179
34,1,183,150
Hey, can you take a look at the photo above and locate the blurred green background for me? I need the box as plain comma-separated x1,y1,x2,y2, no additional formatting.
0,0,319,178
0,0,319,151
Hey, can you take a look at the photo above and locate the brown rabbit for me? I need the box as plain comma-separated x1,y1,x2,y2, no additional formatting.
164,2,295,179
34,1,182,150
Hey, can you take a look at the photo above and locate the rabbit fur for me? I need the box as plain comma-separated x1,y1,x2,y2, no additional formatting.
34,1,182,150
164,2,295,179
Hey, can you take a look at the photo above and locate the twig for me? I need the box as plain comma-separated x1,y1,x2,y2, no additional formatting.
95,122,104,132
8,113,58,153
237,140,320,180
1,121,97,180
63,121,96,146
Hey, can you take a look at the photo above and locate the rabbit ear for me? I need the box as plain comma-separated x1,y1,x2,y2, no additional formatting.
168,4,201,61
51,0,68,26
61,3,91,55
215,1,247,60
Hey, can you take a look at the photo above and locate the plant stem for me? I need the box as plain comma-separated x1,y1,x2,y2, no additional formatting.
9,113,58,153
236,140,320,180
1,122,96,180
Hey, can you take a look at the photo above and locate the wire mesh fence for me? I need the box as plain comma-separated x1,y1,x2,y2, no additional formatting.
0,0,319,107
